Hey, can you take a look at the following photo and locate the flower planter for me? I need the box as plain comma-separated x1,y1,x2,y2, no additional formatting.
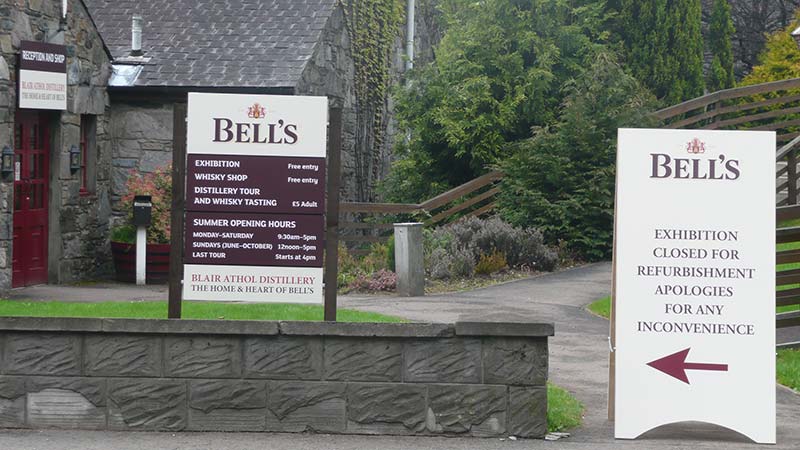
111,241,171,284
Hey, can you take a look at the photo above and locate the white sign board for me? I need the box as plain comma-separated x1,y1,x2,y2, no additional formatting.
185,93,327,303
18,41,67,110
614,128,775,444
187,93,327,157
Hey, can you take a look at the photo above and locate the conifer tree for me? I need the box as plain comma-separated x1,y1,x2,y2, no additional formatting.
707,0,735,91
665,0,704,102
618,0,704,103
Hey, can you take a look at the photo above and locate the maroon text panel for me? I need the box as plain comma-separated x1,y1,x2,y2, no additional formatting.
185,212,324,267
186,154,325,214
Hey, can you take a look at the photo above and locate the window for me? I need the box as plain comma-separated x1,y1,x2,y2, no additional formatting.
79,115,97,195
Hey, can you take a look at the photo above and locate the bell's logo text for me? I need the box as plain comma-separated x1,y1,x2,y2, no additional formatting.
212,101,298,145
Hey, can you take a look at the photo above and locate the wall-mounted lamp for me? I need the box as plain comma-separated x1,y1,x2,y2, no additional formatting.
1,146,14,176
69,145,81,172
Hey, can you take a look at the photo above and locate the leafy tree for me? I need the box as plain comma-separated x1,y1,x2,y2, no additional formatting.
740,15,800,85
617,0,704,103
728,0,800,76
499,51,658,260
384,0,608,202
707,0,735,91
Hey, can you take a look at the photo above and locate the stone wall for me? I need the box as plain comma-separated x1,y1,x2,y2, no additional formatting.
296,6,358,202
0,0,113,288
0,317,552,438
107,97,173,217
298,2,443,204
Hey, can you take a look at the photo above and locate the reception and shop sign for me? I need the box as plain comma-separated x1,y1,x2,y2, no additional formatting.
18,41,67,110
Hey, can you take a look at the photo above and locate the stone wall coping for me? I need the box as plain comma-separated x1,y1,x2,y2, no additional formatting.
277,321,455,337
455,322,555,337
0,317,554,337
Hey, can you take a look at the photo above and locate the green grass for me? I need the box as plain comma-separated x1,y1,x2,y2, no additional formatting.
587,296,611,319
778,218,800,229
778,349,800,392
547,383,584,432
0,300,403,322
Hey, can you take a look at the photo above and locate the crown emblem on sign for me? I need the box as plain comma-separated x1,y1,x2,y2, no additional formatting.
247,103,266,119
686,138,705,154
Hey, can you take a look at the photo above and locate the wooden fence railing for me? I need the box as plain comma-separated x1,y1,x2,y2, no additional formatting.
776,205,800,336
338,170,504,247
655,77,800,138
657,79,800,342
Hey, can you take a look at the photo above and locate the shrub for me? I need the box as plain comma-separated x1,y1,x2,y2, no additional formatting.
448,246,477,278
337,244,361,288
428,247,453,280
427,244,476,280
338,241,396,291
363,241,391,274
348,269,398,292
386,236,396,271
425,216,556,279
110,224,136,243
114,164,173,244
475,251,508,275
472,217,556,270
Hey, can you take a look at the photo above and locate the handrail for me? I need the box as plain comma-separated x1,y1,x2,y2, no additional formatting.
655,77,800,121
339,202,420,214
338,171,505,242
775,135,800,161
777,204,800,222
777,310,800,329
419,170,504,211
340,170,504,217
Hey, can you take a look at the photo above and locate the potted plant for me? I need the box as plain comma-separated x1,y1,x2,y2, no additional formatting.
110,164,172,283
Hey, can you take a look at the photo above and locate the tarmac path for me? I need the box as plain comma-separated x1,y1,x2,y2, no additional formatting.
1,262,799,449
341,262,800,448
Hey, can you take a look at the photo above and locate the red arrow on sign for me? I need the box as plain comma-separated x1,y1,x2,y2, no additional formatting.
647,348,728,384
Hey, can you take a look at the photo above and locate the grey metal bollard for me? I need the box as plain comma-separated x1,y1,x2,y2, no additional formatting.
394,222,425,296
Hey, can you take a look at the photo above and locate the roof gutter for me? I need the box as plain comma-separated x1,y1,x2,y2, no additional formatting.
107,85,296,99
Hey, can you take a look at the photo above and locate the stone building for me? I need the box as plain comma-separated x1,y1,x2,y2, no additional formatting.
0,0,111,289
0,0,439,290
85,0,360,210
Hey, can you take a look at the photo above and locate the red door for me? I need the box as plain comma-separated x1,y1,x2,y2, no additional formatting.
12,111,49,287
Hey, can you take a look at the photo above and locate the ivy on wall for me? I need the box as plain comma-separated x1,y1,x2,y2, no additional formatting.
340,0,405,202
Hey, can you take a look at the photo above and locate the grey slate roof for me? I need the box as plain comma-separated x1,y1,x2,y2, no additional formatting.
84,0,337,88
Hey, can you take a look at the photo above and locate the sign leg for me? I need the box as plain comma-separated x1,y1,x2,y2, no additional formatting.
168,103,187,319
323,107,343,322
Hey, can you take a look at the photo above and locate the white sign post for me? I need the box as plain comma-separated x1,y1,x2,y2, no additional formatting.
613,128,776,444
136,226,146,286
